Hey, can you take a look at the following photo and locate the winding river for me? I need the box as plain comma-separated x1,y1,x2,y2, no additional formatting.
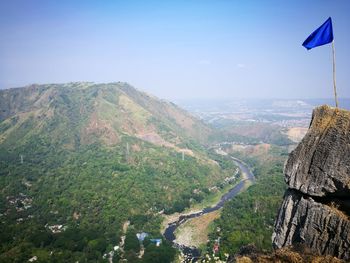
163,156,255,261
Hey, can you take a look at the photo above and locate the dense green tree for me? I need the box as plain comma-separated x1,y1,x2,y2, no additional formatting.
124,228,140,252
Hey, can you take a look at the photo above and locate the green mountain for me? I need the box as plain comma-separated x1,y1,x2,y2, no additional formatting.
0,82,210,149
0,82,236,262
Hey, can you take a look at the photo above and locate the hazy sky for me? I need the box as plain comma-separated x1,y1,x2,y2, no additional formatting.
1,0,349,100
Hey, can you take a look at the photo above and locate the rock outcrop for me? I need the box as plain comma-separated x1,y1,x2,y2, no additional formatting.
273,105,350,260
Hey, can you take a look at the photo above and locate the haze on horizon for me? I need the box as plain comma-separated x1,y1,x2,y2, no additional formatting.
1,0,350,100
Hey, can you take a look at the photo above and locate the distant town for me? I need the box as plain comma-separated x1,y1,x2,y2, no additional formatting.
177,98,350,128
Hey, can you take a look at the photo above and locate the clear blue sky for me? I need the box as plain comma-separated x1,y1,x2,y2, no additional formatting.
1,0,349,100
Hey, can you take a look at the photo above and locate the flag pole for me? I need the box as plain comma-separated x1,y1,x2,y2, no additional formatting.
332,40,339,108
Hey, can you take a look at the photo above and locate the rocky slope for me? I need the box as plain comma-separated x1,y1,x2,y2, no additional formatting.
272,105,350,260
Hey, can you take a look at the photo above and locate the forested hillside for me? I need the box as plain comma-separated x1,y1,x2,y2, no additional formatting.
0,83,236,262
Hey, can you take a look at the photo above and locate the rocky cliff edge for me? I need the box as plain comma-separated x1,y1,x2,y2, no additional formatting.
272,105,350,260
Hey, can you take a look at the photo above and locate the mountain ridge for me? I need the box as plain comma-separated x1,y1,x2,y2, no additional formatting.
0,82,211,153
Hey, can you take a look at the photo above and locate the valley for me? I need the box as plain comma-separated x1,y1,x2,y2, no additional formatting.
0,83,323,262
2,2,350,262
0,83,240,262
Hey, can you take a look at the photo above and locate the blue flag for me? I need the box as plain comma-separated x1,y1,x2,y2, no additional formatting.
302,17,333,50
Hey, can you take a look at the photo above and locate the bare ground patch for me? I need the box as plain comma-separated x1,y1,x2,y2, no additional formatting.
174,210,220,247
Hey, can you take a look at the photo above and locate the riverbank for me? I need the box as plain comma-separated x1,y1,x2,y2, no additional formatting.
162,157,255,260
161,166,244,234
173,167,254,249
174,210,220,248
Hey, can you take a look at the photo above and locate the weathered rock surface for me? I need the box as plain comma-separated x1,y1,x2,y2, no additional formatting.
273,105,350,260
285,105,350,197
273,190,350,260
